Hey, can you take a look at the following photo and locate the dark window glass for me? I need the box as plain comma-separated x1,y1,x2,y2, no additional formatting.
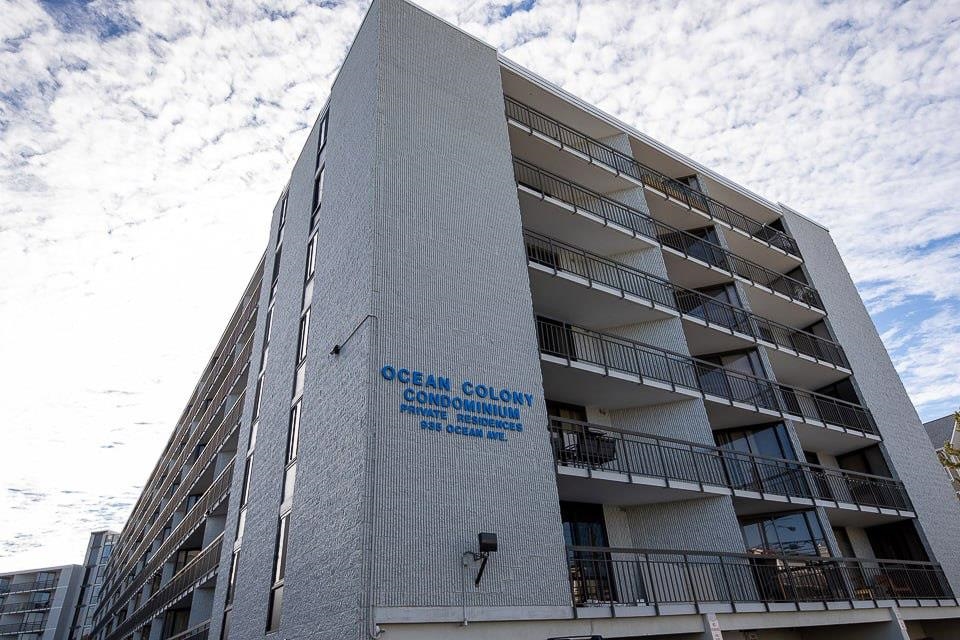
316,113,328,162
239,456,253,506
225,551,239,606
219,609,232,640
270,247,282,289
560,501,609,547
276,195,288,244
739,510,828,557
312,167,324,213
287,403,301,463
296,309,310,363
266,585,283,632
545,400,587,422
273,515,289,584
252,375,264,421
866,520,929,561
305,235,317,282
815,377,860,405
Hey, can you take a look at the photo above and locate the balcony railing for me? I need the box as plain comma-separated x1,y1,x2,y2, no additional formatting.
0,601,53,615
506,96,802,258
514,159,824,310
550,417,909,511
0,578,55,595
166,621,210,640
525,232,848,369
108,287,257,581
535,318,877,436
0,622,44,636
106,535,222,640
98,460,234,631
566,546,952,609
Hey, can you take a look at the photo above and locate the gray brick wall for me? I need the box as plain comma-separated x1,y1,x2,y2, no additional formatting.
366,0,569,611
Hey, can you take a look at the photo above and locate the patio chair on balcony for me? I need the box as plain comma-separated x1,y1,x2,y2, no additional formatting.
553,430,618,467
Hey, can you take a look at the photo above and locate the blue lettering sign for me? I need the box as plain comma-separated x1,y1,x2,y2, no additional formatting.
382,364,533,445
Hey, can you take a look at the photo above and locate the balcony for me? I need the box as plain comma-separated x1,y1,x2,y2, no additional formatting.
0,622,44,636
550,417,913,525
0,601,53,615
97,460,234,631
566,546,955,615
524,231,849,387
535,318,879,453
514,159,825,325
0,579,55,595
104,535,222,640
505,97,802,265
166,621,209,640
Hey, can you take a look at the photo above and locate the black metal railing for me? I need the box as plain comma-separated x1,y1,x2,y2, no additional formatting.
506,96,802,257
0,622,44,636
524,232,848,369
99,459,234,630
566,546,952,608
0,578,56,594
549,417,909,510
108,536,222,640
514,159,824,310
0,601,53,615
536,318,877,435
167,621,210,640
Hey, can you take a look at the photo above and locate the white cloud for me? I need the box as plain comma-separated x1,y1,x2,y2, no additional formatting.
1,0,958,570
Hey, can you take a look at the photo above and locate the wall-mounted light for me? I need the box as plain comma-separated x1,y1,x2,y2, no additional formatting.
464,532,497,587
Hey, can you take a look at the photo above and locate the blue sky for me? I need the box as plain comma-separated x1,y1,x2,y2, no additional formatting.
1,0,958,570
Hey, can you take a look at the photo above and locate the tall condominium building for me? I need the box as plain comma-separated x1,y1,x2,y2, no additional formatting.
0,565,82,640
70,531,120,640
89,1,960,639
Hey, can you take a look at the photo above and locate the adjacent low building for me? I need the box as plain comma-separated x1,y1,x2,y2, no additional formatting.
925,413,960,501
88,1,960,639
69,532,119,640
0,531,119,640
0,564,82,640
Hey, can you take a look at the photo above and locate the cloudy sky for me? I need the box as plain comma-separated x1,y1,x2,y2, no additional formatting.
1,0,958,571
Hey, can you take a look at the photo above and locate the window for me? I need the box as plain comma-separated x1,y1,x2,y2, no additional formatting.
274,515,289,584
311,167,325,214
36,572,56,588
286,403,301,464
239,457,253,506
276,195,288,246
261,306,274,361
304,235,318,282
225,551,240,606
316,113,328,162
252,375,265,421
266,584,283,633
270,247,282,299
266,515,290,632
715,423,797,460
220,609,232,640
739,510,829,557
296,309,310,364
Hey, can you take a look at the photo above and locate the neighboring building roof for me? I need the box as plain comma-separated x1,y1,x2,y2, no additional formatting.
925,414,957,450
